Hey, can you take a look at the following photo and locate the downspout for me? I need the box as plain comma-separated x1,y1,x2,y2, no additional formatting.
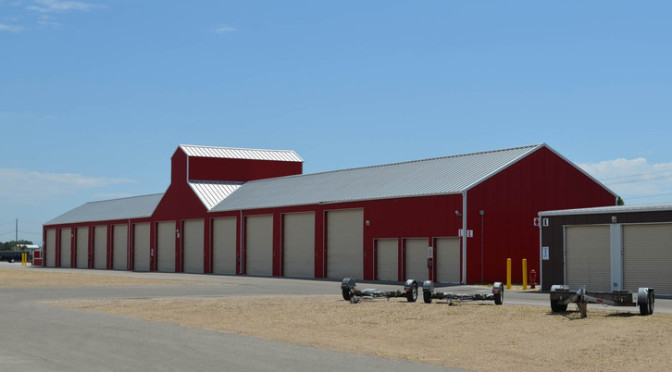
461,191,468,284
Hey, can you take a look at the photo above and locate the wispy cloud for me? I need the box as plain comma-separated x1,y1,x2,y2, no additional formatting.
26,0,103,13
213,25,236,35
0,22,23,33
0,168,135,206
579,158,672,203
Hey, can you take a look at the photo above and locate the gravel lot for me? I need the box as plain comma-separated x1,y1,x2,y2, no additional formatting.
4,267,672,371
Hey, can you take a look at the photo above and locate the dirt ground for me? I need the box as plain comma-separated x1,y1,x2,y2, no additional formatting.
6,269,672,371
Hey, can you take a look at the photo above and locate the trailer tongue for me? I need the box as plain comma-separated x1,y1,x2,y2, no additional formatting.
550,285,655,318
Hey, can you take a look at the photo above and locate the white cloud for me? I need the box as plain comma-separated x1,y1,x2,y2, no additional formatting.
0,168,135,206
0,22,22,32
26,0,102,13
579,158,672,203
213,25,236,35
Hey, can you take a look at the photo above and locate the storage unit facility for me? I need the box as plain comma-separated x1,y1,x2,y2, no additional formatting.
44,143,617,284
539,203,672,295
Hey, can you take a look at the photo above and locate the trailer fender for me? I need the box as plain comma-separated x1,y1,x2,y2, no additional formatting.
404,280,418,302
492,282,504,305
638,288,655,316
550,284,570,292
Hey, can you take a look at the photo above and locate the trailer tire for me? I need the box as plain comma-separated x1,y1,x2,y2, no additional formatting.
423,289,432,304
493,282,504,305
9,258,15,263
342,288,352,302
406,281,418,302
550,299,567,313
639,289,655,316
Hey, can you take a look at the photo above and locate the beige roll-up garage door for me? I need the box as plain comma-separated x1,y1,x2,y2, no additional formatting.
327,209,364,279
134,223,150,272
436,238,460,283
566,225,610,291
157,221,175,272
405,238,428,281
212,217,237,274
60,228,71,268
76,227,89,269
183,219,204,274
283,212,315,278
623,224,672,295
112,224,128,270
246,215,273,276
46,229,56,267
376,239,398,281
94,225,107,269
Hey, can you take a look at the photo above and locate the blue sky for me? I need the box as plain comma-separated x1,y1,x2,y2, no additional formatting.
2,1,672,244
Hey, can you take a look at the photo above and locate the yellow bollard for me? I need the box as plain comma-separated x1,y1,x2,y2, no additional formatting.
506,258,511,289
522,259,528,290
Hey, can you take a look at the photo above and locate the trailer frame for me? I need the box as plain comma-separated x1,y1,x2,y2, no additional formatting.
549,284,655,318
422,281,504,305
341,278,419,303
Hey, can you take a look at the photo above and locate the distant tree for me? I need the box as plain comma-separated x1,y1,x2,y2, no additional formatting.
617,196,625,206
0,240,33,251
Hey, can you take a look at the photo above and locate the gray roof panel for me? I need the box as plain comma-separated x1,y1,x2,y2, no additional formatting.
539,202,672,217
211,144,542,212
45,193,164,225
180,145,303,162
188,181,243,210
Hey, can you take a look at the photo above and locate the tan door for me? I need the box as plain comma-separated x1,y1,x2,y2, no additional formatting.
212,217,237,274
246,215,273,276
76,227,89,269
133,223,150,271
623,224,672,295
566,225,610,291
326,209,364,279
93,225,107,269
112,224,128,270
405,238,428,281
46,229,56,267
283,212,315,278
436,238,460,283
157,221,175,272
376,239,398,281
60,228,71,268
183,219,205,274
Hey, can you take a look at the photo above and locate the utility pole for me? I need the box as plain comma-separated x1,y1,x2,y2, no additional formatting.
16,218,18,243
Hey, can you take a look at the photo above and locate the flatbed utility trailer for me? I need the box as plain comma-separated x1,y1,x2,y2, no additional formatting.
422,281,504,305
341,278,419,303
550,285,655,318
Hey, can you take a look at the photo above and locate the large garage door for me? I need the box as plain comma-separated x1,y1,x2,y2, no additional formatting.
183,219,204,274
283,212,315,278
76,227,89,269
376,239,398,281
327,209,364,279
246,215,273,276
46,229,56,267
112,224,128,270
566,225,610,291
93,225,107,269
624,224,672,295
436,238,460,283
405,238,428,281
133,223,150,271
212,217,237,274
157,221,176,272
60,228,71,268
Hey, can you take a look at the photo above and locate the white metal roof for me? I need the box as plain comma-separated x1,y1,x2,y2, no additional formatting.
188,181,243,210
210,144,544,212
539,202,672,217
180,145,303,162
45,193,164,225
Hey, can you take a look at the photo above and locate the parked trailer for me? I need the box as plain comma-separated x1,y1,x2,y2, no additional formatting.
422,281,504,305
341,278,419,303
550,285,655,318
0,251,32,263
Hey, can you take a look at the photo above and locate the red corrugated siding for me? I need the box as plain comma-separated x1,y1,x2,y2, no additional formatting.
188,157,302,182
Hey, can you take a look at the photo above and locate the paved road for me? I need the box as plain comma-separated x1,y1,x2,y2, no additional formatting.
0,265,464,372
2,264,670,371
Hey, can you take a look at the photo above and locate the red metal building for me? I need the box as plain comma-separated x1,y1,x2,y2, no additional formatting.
43,143,617,284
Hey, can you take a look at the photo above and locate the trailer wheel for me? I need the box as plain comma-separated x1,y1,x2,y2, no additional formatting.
342,288,352,302
639,289,655,316
494,289,503,305
550,299,567,313
423,289,432,304
406,281,418,302
9,258,15,263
